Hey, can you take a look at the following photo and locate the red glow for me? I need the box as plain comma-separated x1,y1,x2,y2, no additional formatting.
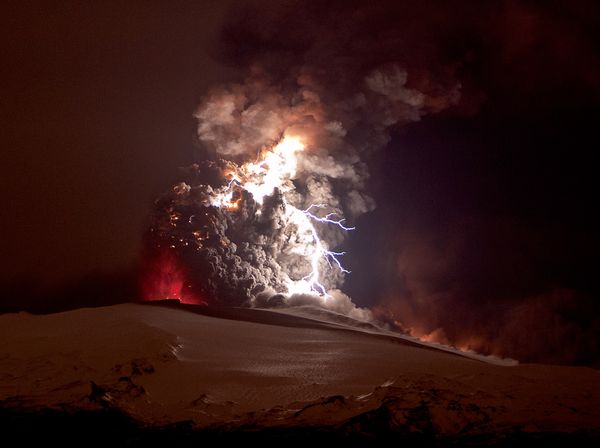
141,249,205,305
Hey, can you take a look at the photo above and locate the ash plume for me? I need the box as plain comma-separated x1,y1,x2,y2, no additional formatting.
144,1,460,309
141,0,599,365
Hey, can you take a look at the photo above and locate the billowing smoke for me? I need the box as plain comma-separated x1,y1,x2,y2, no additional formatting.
143,1,460,310
141,0,599,365
145,66,457,309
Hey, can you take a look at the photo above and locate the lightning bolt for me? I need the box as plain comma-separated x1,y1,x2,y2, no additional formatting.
209,136,355,299
302,204,356,231
287,204,354,298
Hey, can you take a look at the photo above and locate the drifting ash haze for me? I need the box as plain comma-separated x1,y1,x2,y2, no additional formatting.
145,63,457,313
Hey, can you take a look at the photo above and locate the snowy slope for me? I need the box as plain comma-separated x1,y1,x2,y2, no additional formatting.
0,303,597,435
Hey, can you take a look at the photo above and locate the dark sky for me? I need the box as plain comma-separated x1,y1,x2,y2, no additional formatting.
1,1,599,363
1,1,232,283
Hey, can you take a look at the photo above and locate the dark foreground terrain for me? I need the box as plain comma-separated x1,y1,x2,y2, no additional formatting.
1,406,598,448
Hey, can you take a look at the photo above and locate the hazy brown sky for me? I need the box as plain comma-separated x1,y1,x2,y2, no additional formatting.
1,1,235,283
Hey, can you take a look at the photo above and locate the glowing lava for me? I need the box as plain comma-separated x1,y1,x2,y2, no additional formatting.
141,249,204,305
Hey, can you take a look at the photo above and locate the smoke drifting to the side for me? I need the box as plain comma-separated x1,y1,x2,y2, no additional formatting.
143,1,460,312
372,222,599,365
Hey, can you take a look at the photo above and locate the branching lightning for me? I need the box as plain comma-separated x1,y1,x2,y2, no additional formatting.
302,204,356,231
302,204,353,292
209,135,354,298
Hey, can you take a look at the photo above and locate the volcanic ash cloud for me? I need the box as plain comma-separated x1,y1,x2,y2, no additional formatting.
143,62,458,314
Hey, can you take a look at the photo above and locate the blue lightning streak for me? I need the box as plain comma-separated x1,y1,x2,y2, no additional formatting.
216,177,355,297
302,204,356,231
297,204,354,297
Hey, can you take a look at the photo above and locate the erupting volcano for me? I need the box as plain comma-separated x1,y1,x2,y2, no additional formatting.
147,134,354,306
2,1,599,445
144,65,457,311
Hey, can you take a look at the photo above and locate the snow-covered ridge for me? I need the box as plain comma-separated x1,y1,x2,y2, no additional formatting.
0,303,597,435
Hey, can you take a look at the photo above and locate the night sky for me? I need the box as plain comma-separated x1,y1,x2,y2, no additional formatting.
1,1,598,364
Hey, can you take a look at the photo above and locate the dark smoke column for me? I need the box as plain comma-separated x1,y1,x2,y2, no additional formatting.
142,69,456,308
142,2,459,309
